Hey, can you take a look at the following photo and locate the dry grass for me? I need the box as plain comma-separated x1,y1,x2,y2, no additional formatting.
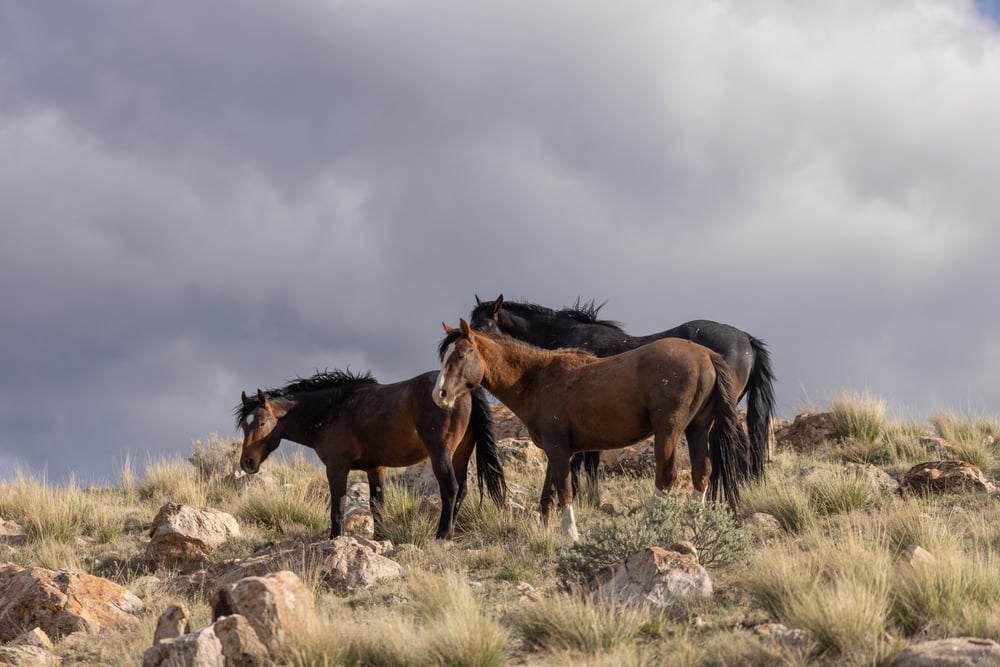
3,398,1000,666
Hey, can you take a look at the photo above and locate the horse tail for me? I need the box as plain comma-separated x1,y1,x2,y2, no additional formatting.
471,387,508,506
707,353,753,512
744,335,776,477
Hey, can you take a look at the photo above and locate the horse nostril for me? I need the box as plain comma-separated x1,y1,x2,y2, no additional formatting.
439,389,447,398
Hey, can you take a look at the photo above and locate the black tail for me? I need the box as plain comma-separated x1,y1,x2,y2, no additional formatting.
707,354,753,512
744,336,775,477
471,387,508,506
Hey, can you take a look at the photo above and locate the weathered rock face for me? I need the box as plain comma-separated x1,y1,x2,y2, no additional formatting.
172,536,404,599
142,624,225,667
774,413,838,452
0,564,143,642
153,603,191,644
145,503,241,569
586,546,713,618
492,403,529,440
901,461,996,496
891,637,1000,667
0,644,61,666
213,570,316,650
213,614,271,666
845,462,900,497
496,438,547,470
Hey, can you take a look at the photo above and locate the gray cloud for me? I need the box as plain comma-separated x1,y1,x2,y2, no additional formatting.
1,1,999,482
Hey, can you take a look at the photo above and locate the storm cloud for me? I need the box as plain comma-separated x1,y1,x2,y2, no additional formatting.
2,1,999,483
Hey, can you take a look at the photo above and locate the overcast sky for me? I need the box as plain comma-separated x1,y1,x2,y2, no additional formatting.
2,1,999,484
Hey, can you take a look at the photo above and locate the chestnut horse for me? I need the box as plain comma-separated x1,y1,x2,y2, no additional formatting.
469,295,774,498
434,320,750,539
236,369,507,540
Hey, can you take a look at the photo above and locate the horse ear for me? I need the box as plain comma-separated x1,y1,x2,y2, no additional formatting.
493,294,504,314
241,390,249,403
475,294,483,306
442,321,456,333
256,388,266,404
459,318,472,336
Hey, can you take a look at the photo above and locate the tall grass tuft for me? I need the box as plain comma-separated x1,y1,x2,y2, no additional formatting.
930,411,999,472
741,531,893,661
741,478,819,533
830,391,887,444
379,481,436,548
891,548,1000,638
513,594,650,654
235,482,330,534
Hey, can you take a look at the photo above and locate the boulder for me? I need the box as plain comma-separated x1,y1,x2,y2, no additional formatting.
213,614,271,666
153,603,191,644
897,545,935,570
10,627,53,650
774,413,838,452
901,461,996,496
892,637,1000,667
172,537,404,599
0,564,142,642
587,546,713,618
142,625,224,667
845,462,900,497
145,503,241,568
491,403,529,440
496,438,547,469
213,570,315,649
0,644,60,666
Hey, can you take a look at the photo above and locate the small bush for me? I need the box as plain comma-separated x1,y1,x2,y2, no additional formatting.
803,470,873,516
557,494,751,584
188,433,239,481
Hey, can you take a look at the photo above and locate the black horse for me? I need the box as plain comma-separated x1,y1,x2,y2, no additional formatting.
469,295,774,496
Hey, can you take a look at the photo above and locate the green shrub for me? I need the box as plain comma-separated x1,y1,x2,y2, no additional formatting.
557,494,751,584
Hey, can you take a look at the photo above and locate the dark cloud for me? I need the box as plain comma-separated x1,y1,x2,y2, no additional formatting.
1,2,999,482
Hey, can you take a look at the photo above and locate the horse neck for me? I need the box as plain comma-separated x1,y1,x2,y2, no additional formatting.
269,395,325,449
473,334,550,408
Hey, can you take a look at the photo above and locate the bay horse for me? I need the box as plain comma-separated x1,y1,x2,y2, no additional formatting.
235,369,508,540
469,295,774,495
434,319,751,539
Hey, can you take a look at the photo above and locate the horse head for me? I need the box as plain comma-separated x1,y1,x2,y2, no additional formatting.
469,293,510,336
434,318,485,409
237,388,287,474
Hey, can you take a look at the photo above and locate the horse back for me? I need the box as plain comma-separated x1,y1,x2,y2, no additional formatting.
328,372,470,469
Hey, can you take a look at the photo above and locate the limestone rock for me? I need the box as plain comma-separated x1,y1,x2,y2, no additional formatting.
0,644,60,666
213,571,315,649
901,461,996,496
153,603,191,643
587,546,713,617
213,614,271,666
0,564,142,643
892,637,1000,667
9,627,53,650
142,625,224,667
145,503,241,568
774,413,838,452
492,403,529,440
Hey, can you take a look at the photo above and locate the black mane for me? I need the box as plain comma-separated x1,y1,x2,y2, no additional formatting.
235,369,377,427
474,297,624,330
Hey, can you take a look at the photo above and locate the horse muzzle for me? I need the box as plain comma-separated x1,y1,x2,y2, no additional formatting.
240,458,260,474
433,388,455,410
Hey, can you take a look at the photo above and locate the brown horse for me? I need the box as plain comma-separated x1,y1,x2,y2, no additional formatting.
434,320,750,539
236,369,507,540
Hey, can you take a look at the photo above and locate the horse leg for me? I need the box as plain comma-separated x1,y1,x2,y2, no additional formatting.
367,467,387,540
429,450,460,540
684,423,712,503
652,425,684,507
326,466,349,539
570,452,583,498
540,441,577,540
450,432,476,522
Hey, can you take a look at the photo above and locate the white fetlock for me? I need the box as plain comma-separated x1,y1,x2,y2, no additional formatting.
561,505,579,541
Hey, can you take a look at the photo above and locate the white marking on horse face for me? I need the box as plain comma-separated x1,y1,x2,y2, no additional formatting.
433,343,456,408
561,505,579,541
245,413,256,427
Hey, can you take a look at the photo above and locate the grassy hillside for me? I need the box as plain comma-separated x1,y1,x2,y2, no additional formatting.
1,395,999,666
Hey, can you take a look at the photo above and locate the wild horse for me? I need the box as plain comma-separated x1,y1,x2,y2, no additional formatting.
469,295,774,495
434,319,751,539
236,369,508,540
